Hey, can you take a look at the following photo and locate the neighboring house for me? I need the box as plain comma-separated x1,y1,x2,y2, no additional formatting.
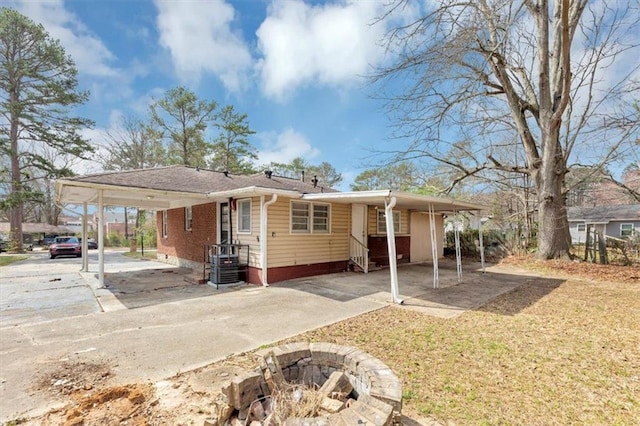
55,166,483,290
568,205,640,244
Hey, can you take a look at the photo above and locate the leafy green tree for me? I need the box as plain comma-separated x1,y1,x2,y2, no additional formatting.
0,8,94,251
209,105,257,174
149,86,216,167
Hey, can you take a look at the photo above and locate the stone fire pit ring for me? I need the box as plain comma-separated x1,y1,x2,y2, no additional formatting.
223,342,403,425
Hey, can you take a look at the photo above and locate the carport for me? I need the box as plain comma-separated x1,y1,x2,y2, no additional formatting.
55,177,213,286
302,190,486,304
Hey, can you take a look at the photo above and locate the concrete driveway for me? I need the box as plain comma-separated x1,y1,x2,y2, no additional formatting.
0,251,540,422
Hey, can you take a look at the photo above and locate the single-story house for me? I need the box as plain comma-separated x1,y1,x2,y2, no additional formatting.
55,166,485,303
568,204,640,244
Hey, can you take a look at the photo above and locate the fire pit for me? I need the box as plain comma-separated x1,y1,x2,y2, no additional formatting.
213,342,403,425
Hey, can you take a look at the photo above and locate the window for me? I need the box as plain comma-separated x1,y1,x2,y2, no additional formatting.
291,202,331,233
291,202,310,232
621,223,634,237
312,204,330,233
237,199,251,233
577,223,586,232
162,210,168,237
185,206,193,230
377,210,400,234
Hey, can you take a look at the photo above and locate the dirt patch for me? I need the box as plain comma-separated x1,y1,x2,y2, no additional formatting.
33,360,112,397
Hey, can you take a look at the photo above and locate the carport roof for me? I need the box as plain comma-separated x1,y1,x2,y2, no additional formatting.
302,190,486,212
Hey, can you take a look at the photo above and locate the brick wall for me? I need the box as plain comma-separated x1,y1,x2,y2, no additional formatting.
157,202,217,265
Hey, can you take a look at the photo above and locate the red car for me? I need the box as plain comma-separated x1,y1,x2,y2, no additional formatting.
49,236,82,259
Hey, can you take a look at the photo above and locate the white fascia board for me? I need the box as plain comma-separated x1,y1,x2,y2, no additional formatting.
390,191,487,211
207,186,302,200
302,190,392,202
55,180,210,205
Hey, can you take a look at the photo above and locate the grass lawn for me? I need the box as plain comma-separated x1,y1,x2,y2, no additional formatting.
282,264,639,424
0,254,30,267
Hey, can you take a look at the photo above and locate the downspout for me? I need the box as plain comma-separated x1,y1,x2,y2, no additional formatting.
260,194,278,286
81,202,88,272
98,190,104,287
385,196,403,304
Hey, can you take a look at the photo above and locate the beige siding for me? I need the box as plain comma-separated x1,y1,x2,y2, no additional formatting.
232,196,261,268
367,206,410,235
266,197,350,268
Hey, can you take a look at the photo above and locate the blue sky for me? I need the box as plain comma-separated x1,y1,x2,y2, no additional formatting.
9,0,413,190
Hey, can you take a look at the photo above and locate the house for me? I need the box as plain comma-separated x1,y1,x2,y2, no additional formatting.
55,166,485,302
568,204,640,244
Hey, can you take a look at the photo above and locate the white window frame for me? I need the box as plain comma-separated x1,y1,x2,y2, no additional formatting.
162,210,168,238
237,199,252,233
620,223,634,237
290,201,331,234
312,203,330,233
576,223,586,232
377,210,400,234
185,206,193,231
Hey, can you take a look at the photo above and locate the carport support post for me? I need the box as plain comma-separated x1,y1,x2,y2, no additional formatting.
479,219,486,274
98,190,104,287
385,196,403,304
81,202,88,272
454,211,462,283
429,204,440,288
428,204,440,289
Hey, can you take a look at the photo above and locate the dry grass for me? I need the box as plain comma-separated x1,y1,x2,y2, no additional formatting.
282,265,640,424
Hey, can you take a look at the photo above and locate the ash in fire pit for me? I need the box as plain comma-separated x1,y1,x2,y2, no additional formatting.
211,342,402,425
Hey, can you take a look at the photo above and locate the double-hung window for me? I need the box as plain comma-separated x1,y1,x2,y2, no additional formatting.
377,210,400,234
291,202,330,233
577,223,586,232
237,199,251,233
621,223,634,237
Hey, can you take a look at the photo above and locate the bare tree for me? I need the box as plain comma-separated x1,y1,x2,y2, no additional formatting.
376,0,640,259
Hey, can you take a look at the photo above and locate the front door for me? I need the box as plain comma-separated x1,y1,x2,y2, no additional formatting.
351,204,366,245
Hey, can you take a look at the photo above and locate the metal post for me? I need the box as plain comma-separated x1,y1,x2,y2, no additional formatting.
454,211,462,282
385,197,403,304
98,190,104,287
479,219,486,274
82,202,88,272
428,204,439,288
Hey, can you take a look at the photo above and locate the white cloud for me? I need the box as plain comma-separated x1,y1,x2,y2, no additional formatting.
256,0,396,100
257,128,320,164
10,0,116,77
154,0,252,91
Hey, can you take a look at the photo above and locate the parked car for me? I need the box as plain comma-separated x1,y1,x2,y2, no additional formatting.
79,238,98,249
49,236,82,259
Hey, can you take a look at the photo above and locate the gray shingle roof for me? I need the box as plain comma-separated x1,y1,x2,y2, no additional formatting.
68,166,335,195
567,204,640,223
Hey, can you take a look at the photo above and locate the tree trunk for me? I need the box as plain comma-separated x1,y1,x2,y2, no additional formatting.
9,86,23,252
535,134,571,259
